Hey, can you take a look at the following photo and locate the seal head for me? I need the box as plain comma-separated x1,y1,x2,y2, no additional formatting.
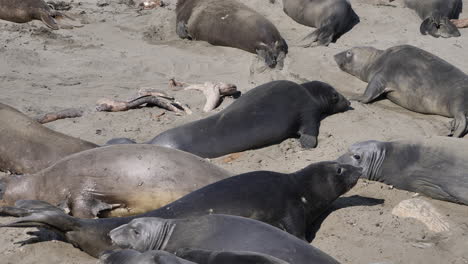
301,81,351,114
338,141,386,181
334,47,384,81
109,218,176,252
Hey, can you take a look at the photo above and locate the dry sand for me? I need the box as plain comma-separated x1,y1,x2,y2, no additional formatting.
0,0,467,263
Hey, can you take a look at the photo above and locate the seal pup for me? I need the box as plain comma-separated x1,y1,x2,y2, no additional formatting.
110,81,350,158
176,0,288,68
282,0,359,47
0,144,232,218
0,0,73,30
99,249,288,264
0,102,97,174
403,0,462,38
334,45,468,137
338,137,468,205
105,215,340,264
0,161,359,256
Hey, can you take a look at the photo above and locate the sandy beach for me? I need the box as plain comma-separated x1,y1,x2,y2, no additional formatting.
0,0,467,263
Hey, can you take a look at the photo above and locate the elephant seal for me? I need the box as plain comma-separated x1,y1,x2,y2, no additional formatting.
403,0,462,38
176,0,288,68
0,103,97,174
334,45,468,137
100,249,288,264
283,0,359,46
111,81,350,158
0,0,71,29
338,137,468,205
100,249,196,264
0,144,231,218
0,161,359,256
107,215,340,264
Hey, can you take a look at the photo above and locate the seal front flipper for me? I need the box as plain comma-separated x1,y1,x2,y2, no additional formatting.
176,21,190,39
354,74,388,103
449,112,467,137
297,22,334,48
72,197,121,218
39,11,59,30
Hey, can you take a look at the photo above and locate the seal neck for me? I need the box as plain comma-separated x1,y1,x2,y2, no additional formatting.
2,174,36,204
364,147,386,181
146,220,176,251
360,49,385,82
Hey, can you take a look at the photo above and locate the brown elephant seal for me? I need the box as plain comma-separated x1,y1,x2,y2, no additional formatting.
403,0,462,38
0,144,232,218
107,81,351,158
338,137,468,205
176,0,288,68
0,161,360,256
283,0,359,47
100,249,288,264
0,0,72,30
334,45,468,137
0,103,97,174
106,215,340,264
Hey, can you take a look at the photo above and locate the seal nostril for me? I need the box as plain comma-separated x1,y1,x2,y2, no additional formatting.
353,154,361,160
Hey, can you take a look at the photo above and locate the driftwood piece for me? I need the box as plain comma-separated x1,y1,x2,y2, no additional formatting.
96,95,188,114
34,108,83,124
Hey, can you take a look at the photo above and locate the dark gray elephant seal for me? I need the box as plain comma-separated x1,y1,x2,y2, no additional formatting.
0,144,231,218
283,0,359,46
0,161,359,256
0,0,70,29
100,249,196,264
176,0,288,68
0,103,97,174
403,0,462,38
338,137,468,205
108,215,339,264
100,249,288,264
111,81,350,158
334,45,468,137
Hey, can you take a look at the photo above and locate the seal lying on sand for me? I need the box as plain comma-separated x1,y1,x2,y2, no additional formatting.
0,103,97,174
106,215,340,264
282,0,360,46
0,0,73,30
403,0,462,38
0,161,360,255
100,249,289,264
0,144,231,218
176,0,288,68
338,137,468,205
334,45,468,137
109,81,351,158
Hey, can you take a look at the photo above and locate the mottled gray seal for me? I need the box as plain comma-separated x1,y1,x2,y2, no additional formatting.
109,81,351,158
0,161,359,256
403,0,462,38
0,144,231,218
283,0,360,46
0,102,97,174
338,137,468,205
0,0,72,29
100,249,289,264
107,215,339,264
334,45,468,137
176,0,288,68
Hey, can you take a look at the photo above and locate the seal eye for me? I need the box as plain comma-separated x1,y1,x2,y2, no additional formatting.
337,168,343,175
353,154,361,160
346,51,352,58
132,229,140,236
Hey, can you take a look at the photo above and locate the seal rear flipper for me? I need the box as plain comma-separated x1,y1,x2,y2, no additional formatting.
1,209,80,233
297,23,334,48
0,200,65,217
